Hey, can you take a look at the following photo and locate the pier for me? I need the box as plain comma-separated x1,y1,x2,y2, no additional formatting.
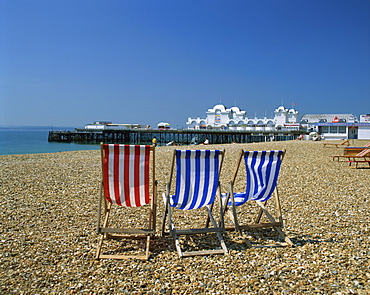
48,129,305,145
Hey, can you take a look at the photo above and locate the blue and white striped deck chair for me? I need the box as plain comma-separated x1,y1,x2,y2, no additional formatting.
223,150,293,247
161,149,228,257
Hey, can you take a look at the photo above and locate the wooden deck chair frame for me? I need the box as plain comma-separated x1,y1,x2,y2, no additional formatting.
161,149,228,258
96,143,157,260
323,139,350,147
332,146,370,162
331,142,370,162
223,149,293,247
347,154,370,168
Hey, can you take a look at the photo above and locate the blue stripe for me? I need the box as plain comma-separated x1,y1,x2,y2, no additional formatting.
262,150,275,199
259,150,282,202
173,150,182,206
235,150,282,204
209,150,220,205
188,150,201,209
247,151,258,198
255,151,271,200
171,150,220,210
243,151,252,203
179,150,192,209
254,151,266,199
198,150,210,208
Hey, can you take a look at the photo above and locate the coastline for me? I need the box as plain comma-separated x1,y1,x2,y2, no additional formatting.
0,129,99,156
1,140,369,294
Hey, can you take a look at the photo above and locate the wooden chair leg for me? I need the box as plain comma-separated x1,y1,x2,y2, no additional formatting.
206,207,228,255
174,232,183,258
254,200,266,224
95,234,105,259
161,193,169,236
255,201,293,246
145,236,151,260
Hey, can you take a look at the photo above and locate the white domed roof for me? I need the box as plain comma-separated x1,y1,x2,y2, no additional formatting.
275,106,288,113
230,106,241,113
212,104,226,111
157,122,170,126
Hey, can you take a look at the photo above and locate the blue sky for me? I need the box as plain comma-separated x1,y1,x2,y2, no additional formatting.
1,0,369,128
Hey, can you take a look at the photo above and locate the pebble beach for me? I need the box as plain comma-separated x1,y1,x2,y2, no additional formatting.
1,140,369,294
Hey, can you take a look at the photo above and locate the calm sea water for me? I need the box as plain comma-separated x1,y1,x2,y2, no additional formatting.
0,128,100,156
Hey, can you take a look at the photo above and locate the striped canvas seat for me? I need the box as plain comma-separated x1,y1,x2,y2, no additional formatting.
170,150,221,210
226,150,283,206
162,149,228,257
223,149,293,247
102,144,151,207
96,144,157,261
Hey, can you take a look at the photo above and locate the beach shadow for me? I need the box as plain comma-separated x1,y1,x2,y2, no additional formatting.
287,233,341,246
223,228,342,249
149,236,176,257
222,228,290,249
94,235,177,261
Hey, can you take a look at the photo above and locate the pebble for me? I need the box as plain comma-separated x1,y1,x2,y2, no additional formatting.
0,140,369,294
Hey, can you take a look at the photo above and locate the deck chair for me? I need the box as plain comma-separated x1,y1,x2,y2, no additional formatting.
222,150,293,247
346,148,370,168
332,143,370,161
323,139,350,147
96,143,157,260
161,149,228,257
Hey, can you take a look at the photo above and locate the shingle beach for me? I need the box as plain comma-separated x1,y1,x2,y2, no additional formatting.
1,140,369,294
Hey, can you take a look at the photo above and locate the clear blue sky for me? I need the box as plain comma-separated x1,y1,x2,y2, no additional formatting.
1,0,369,128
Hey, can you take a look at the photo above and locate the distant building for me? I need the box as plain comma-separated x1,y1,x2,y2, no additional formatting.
84,121,172,131
186,104,299,131
358,114,370,139
300,113,370,140
84,121,145,130
186,104,370,140
157,122,170,130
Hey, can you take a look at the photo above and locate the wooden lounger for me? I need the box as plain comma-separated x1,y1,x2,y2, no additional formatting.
323,139,350,148
348,157,370,169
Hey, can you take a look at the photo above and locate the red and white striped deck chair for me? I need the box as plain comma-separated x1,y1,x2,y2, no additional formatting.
96,144,157,260
222,150,293,247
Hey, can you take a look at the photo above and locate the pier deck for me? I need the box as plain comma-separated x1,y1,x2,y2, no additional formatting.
48,129,304,145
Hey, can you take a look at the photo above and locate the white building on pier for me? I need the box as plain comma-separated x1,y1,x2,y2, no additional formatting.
186,104,299,131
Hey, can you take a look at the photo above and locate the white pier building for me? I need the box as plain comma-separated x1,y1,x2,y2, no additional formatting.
186,104,299,131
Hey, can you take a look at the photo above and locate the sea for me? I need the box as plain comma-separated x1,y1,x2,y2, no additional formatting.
0,126,100,156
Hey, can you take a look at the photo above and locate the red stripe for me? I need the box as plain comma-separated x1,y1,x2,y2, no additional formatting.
134,146,141,206
113,145,121,206
102,145,113,203
103,144,152,207
123,145,131,207
144,146,150,204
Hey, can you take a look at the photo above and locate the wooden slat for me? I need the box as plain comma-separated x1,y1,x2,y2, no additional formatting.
253,242,290,248
100,228,154,234
181,249,227,257
239,222,282,229
174,227,224,235
106,234,152,240
98,254,148,260
224,222,281,231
